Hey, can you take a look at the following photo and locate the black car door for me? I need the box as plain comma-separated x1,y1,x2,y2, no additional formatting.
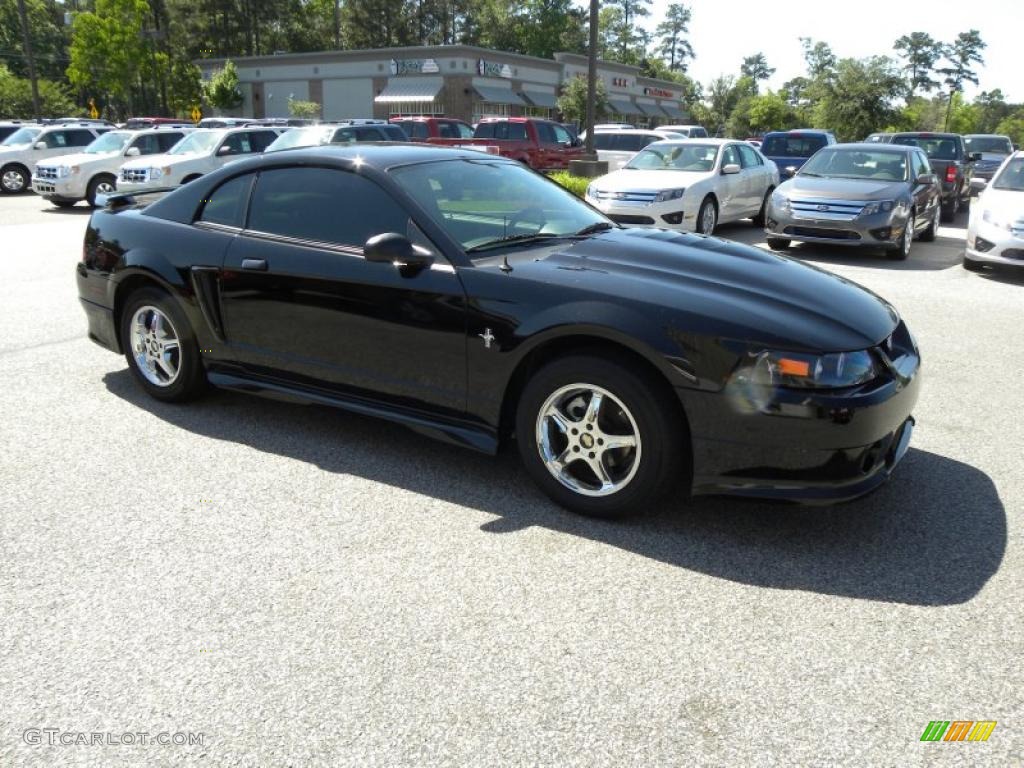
217,166,468,416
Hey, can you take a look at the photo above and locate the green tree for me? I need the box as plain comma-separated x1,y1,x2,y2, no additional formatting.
0,0,69,81
747,91,795,133
894,32,942,96
812,56,905,141
655,3,694,72
801,37,836,79
974,90,1010,134
166,57,203,116
995,111,1024,146
937,30,986,130
0,63,76,117
607,0,651,60
204,60,244,112
288,97,321,118
557,76,608,125
740,53,775,92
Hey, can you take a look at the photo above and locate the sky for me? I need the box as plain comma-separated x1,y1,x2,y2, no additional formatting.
583,0,1020,101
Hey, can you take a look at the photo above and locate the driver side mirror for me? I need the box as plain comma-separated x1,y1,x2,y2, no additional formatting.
217,145,233,155
125,146,141,157
722,163,741,175
916,173,936,185
968,151,983,162
34,141,47,150
363,233,433,274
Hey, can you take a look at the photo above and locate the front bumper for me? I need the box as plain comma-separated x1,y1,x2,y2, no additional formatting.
32,175,85,201
680,331,921,504
589,198,694,231
966,222,1024,268
766,205,907,248
115,177,168,193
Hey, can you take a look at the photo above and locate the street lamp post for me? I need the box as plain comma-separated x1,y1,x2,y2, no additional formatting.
585,0,598,158
16,0,41,117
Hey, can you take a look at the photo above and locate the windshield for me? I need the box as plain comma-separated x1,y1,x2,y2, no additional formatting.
84,131,132,154
761,134,827,158
266,127,331,152
800,148,908,181
965,136,1013,155
625,143,720,171
168,131,221,155
391,159,609,253
2,127,41,146
992,157,1024,191
891,135,960,160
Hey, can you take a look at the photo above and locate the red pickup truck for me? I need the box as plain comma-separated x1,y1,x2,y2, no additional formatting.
390,117,475,141
390,117,585,171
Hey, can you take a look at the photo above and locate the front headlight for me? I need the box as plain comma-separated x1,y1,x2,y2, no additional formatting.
56,165,78,178
149,167,163,180
733,348,880,390
653,188,685,203
982,209,1011,230
770,191,790,212
585,183,598,201
861,200,895,216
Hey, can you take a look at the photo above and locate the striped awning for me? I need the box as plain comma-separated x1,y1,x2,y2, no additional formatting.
635,100,662,116
473,84,527,105
661,103,686,119
608,98,641,116
521,89,558,108
374,78,443,104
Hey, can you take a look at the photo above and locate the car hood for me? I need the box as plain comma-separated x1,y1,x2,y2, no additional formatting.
121,152,196,169
978,188,1024,220
593,168,712,191
507,228,898,352
36,152,106,168
780,175,907,200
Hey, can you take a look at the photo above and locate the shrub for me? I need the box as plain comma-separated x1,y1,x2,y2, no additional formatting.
548,171,590,198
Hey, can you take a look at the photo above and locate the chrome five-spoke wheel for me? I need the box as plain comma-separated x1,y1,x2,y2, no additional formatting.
535,384,642,497
130,305,181,387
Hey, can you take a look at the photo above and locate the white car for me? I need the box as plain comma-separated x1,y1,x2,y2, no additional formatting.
32,125,194,207
0,122,113,194
590,128,686,170
116,126,282,192
964,150,1024,273
586,139,780,234
657,125,709,138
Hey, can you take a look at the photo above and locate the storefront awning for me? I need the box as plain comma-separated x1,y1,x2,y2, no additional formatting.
661,103,686,119
608,98,641,116
374,78,443,104
521,89,558,108
473,84,527,105
635,100,662,116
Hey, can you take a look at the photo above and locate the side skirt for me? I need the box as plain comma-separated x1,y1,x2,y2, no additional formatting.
206,371,499,455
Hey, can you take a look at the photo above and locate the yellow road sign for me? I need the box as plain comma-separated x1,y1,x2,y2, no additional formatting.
191,106,202,124
88,98,99,120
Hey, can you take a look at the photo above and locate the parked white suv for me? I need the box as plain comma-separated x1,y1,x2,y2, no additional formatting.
116,126,282,192
0,122,113,194
33,125,195,207
591,128,686,170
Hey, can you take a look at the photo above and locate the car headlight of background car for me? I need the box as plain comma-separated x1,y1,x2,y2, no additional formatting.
149,167,169,180
585,183,598,202
770,191,791,213
653,188,686,204
860,200,899,216
56,165,79,178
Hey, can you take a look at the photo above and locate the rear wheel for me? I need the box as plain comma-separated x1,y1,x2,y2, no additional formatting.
119,287,207,402
752,187,773,227
767,237,790,251
515,354,685,517
696,197,717,235
86,174,117,207
1,164,29,194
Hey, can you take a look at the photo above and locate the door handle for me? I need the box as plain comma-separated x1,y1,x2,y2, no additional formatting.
241,258,267,271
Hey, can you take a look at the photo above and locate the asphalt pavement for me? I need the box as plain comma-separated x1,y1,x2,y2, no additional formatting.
1,192,1021,766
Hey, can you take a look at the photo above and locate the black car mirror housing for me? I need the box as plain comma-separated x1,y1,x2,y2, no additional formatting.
916,173,936,185
364,233,434,270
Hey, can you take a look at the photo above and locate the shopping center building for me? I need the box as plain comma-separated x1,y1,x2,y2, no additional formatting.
196,45,691,125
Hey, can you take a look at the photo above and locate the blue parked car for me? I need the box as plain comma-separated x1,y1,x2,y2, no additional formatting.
761,129,837,180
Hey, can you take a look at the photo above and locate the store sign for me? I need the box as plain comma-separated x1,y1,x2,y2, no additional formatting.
643,86,674,98
390,58,439,76
611,77,631,88
478,59,513,78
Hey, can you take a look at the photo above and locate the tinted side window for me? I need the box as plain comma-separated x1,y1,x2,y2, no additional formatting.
553,124,571,144
248,131,277,152
474,122,494,139
722,145,741,167
508,122,527,140
71,130,96,146
437,122,456,138
412,122,429,139
382,125,406,140
247,168,408,247
738,144,760,168
157,132,185,152
593,134,613,150
457,123,474,139
332,128,356,143
915,151,931,178
535,122,555,143
690,128,708,138
355,127,381,141
131,134,162,155
393,121,412,136
198,174,253,228
43,131,69,148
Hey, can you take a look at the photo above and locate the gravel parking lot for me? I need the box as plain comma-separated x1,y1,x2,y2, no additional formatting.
1,191,1021,766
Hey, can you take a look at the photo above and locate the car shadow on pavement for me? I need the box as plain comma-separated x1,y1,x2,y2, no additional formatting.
41,205,93,216
103,369,1006,608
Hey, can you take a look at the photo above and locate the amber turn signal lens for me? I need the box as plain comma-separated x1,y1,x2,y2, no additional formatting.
777,358,810,377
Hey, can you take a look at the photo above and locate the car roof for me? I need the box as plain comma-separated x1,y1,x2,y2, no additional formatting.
764,129,833,136
222,143,517,170
964,133,1011,139
832,142,915,153
890,131,959,138
650,138,739,146
594,128,678,136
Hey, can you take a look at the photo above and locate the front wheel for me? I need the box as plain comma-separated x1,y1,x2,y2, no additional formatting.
752,187,773,227
886,213,913,260
515,355,685,517
119,287,207,402
86,174,117,207
767,237,790,251
696,197,717,235
1,164,29,194
919,204,940,242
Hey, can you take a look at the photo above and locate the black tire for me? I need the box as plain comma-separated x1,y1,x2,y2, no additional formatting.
963,257,984,273
940,196,958,223
86,174,117,207
767,237,790,251
119,287,207,402
886,213,913,260
752,187,773,227
51,200,76,209
515,354,686,518
1,163,30,194
696,196,717,235
181,174,203,185
919,204,940,242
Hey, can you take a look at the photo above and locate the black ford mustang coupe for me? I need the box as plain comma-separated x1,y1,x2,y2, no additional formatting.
77,145,920,517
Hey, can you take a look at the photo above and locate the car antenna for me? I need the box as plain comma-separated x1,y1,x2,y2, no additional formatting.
500,254,513,273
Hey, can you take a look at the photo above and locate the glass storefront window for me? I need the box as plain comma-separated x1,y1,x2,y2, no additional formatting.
388,101,443,117
473,101,511,122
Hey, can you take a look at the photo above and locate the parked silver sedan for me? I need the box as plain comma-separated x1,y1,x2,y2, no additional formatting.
765,143,942,260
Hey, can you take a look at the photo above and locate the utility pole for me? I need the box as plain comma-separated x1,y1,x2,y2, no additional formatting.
333,0,340,49
16,0,41,117
585,0,598,157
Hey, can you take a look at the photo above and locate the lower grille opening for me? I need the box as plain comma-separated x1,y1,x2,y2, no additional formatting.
785,226,861,240
609,214,655,225
661,211,684,225
975,237,995,253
